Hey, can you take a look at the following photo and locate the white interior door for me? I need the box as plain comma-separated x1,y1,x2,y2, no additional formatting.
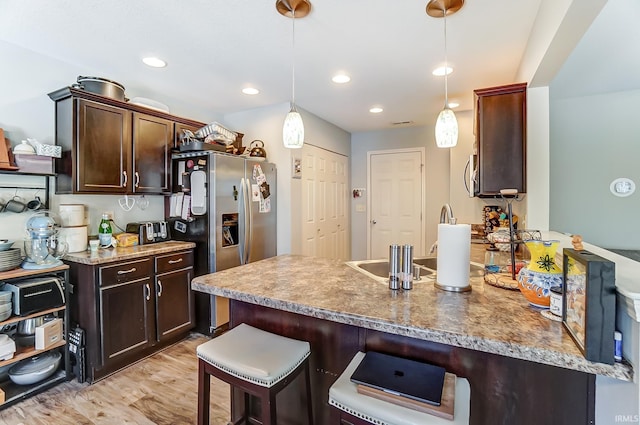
368,149,425,259
301,145,349,260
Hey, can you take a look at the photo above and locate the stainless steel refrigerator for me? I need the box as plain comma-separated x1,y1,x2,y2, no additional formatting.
167,151,277,335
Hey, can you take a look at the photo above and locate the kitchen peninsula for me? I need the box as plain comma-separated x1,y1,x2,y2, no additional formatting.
192,246,633,424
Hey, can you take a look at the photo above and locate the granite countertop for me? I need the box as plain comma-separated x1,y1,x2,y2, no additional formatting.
63,241,195,265
192,252,633,381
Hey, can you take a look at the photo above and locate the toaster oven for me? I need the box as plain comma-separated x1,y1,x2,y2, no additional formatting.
3,276,65,316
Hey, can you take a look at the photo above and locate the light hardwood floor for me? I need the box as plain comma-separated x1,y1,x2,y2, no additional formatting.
0,333,231,425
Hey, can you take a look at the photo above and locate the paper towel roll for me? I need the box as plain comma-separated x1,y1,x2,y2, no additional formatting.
436,223,472,291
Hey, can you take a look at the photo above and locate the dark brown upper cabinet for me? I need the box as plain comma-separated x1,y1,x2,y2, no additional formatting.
473,83,527,197
49,87,204,195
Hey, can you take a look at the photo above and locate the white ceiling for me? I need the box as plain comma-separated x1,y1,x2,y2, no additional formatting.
1,0,634,134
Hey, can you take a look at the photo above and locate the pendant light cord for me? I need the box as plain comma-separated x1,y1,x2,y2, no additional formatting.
291,9,296,106
443,9,449,108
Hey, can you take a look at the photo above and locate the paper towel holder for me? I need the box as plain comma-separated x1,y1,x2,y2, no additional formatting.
434,281,472,292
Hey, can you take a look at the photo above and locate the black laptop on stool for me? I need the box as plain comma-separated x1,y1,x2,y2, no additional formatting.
350,351,447,406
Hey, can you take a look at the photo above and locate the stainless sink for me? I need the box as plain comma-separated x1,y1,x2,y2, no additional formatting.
346,256,484,282
412,257,484,276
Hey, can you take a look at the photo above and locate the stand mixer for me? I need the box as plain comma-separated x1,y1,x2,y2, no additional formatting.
22,211,68,270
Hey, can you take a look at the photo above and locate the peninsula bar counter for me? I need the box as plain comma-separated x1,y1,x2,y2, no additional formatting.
192,254,632,424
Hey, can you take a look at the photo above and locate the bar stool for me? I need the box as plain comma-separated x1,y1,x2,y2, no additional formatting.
329,352,470,425
196,323,313,425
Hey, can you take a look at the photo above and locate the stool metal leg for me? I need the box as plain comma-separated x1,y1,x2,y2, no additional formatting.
197,359,211,425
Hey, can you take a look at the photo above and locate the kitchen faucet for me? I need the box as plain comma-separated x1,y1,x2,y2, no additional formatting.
439,203,456,225
430,204,456,254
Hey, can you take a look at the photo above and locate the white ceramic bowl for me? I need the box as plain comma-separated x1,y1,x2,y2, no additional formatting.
0,240,15,252
9,351,61,385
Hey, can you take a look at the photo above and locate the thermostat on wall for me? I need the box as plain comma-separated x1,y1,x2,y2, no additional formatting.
610,178,635,197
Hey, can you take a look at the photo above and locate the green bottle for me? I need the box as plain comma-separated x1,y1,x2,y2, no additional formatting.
98,213,113,247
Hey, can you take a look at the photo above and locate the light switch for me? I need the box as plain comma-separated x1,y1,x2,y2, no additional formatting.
355,204,366,212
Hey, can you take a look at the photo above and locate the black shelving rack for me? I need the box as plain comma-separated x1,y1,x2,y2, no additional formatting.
0,170,55,211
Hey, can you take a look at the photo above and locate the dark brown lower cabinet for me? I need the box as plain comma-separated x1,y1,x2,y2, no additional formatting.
100,277,154,367
230,301,595,425
155,267,194,342
67,249,194,382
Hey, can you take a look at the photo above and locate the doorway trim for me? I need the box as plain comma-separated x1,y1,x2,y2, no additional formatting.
366,147,426,259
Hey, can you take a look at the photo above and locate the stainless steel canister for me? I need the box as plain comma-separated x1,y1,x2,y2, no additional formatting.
401,244,413,290
388,244,401,290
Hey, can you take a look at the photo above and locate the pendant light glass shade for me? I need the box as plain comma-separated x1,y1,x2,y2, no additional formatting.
283,104,304,149
435,107,458,148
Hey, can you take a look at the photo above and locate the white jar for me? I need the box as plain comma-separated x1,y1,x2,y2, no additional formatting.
58,204,85,227
59,225,88,253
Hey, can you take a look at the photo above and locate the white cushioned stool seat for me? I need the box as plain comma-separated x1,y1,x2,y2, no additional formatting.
197,323,313,425
329,352,470,425
197,323,311,388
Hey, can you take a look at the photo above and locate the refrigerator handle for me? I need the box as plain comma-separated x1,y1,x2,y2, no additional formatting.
244,177,253,263
239,177,250,265
239,178,245,264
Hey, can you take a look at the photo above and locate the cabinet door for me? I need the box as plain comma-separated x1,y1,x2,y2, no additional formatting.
475,83,527,197
77,99,131,192
100,277,154,366
132,112,173,194
155,267,194,343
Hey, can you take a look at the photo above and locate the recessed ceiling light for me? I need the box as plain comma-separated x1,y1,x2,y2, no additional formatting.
369,107,383,114
432,66,452,76
242,87,260,95
332,74,351,84
448,102,459,108
142,57,167,68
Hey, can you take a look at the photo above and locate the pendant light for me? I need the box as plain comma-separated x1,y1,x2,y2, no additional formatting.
277,0,311,149
427,0,464,148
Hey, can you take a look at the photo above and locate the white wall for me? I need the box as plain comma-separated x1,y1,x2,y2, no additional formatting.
224,103,351,255
550,89,640,249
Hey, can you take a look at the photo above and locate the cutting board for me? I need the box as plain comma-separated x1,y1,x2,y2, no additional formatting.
0,128,19,170
357,371,456,420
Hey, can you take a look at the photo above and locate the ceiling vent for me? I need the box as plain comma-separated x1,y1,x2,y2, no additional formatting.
391,121,414,126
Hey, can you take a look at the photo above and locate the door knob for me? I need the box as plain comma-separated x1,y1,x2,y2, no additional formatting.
372,220,377,224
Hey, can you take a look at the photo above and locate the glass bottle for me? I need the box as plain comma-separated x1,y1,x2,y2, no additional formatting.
98,213,113,247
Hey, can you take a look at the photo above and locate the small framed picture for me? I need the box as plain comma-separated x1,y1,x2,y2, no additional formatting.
562,248,616,364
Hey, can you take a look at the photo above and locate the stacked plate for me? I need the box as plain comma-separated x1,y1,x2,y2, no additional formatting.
0,248,23,272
